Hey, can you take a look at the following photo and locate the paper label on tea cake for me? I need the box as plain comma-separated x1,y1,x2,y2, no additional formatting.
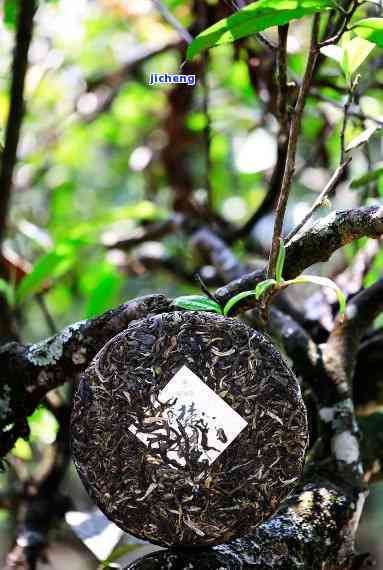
128,365,248,467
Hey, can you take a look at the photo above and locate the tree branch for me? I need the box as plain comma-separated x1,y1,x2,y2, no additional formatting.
267,14,320,279
0,295,172,458
0,0,37,246
215,205,383,309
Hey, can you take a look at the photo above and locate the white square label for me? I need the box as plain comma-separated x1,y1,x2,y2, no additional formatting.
128,365,248,467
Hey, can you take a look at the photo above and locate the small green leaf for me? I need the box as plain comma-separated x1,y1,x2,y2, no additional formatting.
353,18,383,48
0,278,15,307
16,242,77,303
275,239,286,282
173,295,223,314
286,275,346,316
223,290,258,316
255,278,277,299
351,166,383,188
101,544,141,567
12,438,32,461
3,0,19,29
187,0,335,60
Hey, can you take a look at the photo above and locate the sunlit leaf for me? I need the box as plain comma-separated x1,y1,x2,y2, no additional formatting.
173,295,223,314
12,438,32,460
320,44,343,63
341,37,375,79
29,408,59,444
286,275,346,316
353,18,383,48
187,0,334,59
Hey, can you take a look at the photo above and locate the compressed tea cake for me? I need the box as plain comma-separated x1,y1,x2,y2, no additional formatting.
71,311,307,547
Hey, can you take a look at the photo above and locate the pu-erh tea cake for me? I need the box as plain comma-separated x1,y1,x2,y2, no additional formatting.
71,311,308,547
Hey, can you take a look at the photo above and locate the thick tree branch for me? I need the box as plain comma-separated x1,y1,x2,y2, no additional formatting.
323,278,383,388
127,479,367,569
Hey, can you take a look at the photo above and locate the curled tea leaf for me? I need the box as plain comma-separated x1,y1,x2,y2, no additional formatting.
285,275,346,317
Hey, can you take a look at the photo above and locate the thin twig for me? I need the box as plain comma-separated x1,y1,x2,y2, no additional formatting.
277,25,289,137
267,14,320,279
0,0,37,247
340,82,357,163
319,0,359,47
35,293,58,335
151,0,193,44
311,89,383,126
285,158,351,244
201,52,213,210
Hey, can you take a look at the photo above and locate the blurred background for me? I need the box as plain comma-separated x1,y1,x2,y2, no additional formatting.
0,0,382,567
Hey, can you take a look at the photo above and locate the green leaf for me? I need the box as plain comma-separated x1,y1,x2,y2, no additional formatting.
275,239,286,282
223,290,258,316
353,18,383,48
101,544,141,567
0,278,15,307
3,0,19,29
320,44,343,63
255,278,277,299
351,166,383,188
173,295,223,314
12,438,32,461
16,242,77,303
341,37,375,79
345,125,379,152
187,0,334,59
84,263,122,319
286,275,346,316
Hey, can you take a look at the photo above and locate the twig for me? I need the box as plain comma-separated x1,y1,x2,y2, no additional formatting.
340,86,356,163
201,52,213,210
311,89,383,126
319,0,359,47
35,294,58,336
233,26,289,239
285,158,351,243
267,14,320,279
0,0,36,247
151,0,193,44
277,25,289,138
